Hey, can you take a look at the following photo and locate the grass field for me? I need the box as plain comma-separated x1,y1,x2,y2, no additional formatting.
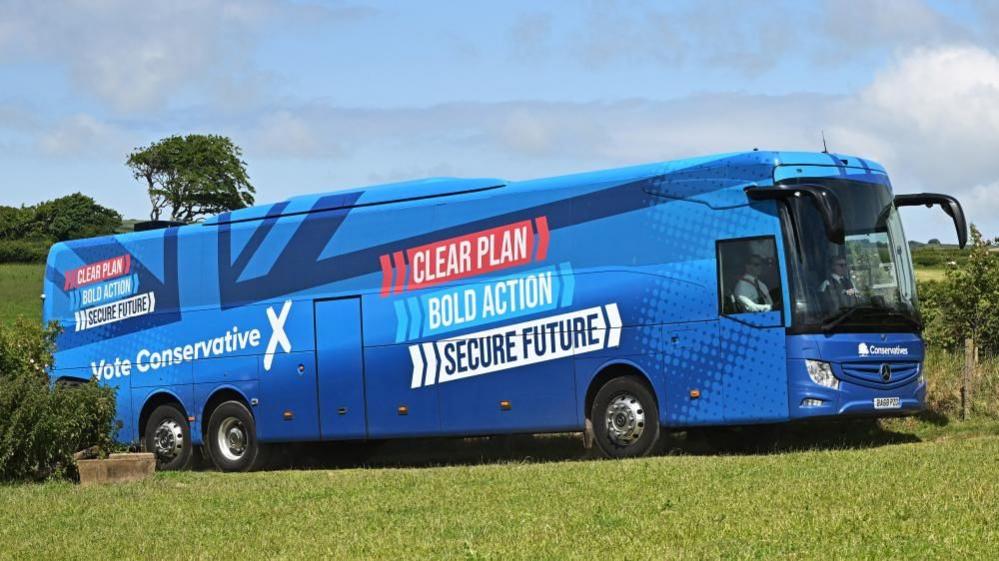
915,267,947,282
1,260,997,559
0,263,44,325
1,426,998,560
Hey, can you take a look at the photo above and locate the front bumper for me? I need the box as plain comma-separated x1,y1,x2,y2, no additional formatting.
788,358,926,420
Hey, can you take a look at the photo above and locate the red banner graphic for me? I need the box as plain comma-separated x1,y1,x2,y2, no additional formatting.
64,254,131,291
380,216,550,297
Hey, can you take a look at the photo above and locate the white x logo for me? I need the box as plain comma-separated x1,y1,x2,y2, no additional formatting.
263,300,292,372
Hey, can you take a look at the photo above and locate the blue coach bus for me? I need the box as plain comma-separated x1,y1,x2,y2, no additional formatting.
43,151,966,471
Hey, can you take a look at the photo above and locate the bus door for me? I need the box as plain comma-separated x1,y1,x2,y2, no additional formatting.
314,297,367,439
714,236,789,423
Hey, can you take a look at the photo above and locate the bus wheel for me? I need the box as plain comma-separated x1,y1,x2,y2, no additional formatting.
591,376,660,459
206,401,268,472
145,404,193,471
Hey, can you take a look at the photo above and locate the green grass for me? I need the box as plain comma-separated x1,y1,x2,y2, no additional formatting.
0,263,44,325
1,252,996,559
1,428,998,560
915,267,946,282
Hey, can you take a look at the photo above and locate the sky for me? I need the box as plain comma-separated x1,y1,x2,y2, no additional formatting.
1,0,998,242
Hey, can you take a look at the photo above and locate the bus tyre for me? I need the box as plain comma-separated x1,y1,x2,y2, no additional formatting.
145,404,193,471
591,376,660,459
207,401,268,472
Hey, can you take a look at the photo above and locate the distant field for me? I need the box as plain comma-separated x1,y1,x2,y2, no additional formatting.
915,267,947,282
0,263,44,325
1,428,997,560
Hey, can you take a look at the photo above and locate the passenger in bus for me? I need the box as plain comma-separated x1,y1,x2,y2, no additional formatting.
819,256,858,310
733,255,773,312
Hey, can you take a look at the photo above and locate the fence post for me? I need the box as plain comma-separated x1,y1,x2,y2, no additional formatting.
962,337,975,420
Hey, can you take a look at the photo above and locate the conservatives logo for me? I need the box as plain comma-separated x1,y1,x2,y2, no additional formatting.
858,342,909,357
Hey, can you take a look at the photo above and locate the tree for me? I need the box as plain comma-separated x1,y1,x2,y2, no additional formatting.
126,134,255,222
0,206,37,240
32,193,122,241
926,225,999,355
920,225,999,419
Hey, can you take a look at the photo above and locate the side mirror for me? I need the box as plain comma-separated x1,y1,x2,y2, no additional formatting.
894,193,967,249
746,184,845,243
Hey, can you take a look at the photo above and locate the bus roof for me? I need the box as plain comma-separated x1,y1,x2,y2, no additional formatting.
198,150,887,227
203,176,507,225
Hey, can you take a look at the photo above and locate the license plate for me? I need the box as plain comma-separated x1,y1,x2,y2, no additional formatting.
874,397,901,409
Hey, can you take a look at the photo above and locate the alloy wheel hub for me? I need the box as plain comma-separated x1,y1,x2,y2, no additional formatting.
217,417,248,461
154,420,184,460
605,393,646,446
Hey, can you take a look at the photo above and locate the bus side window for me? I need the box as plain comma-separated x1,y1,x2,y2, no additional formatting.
717,237,783,315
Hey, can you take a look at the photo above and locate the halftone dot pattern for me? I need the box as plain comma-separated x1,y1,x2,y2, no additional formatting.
714,319,788,421
619,156,789,424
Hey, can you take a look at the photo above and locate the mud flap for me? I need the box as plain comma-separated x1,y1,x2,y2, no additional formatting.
583,418,595,449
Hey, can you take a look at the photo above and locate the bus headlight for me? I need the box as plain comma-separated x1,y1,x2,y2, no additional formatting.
806,360,840,390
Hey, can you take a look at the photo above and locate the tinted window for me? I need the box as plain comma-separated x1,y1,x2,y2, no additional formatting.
718,237,783,315
779,178,919,333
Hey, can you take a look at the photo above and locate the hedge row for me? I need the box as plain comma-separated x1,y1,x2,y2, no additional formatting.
0,239,51,264
910,246,968,268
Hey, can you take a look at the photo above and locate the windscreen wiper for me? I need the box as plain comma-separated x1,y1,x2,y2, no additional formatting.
821,305,922,332
878,309,923,331
821,306,876,332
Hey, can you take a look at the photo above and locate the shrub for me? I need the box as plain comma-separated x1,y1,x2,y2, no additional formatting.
917,226,999,356
0,239,51,264
32,193,122,242
0,194,122,264
0,319,117,482
0,206,38,240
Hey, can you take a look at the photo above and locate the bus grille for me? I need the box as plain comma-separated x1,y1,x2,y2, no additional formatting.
839,361,920,388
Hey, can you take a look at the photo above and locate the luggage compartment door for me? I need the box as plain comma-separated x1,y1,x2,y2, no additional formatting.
315,297,367,439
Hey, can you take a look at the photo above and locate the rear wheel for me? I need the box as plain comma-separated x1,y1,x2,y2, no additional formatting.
591,376,661,458
206,401,268,472
144,404,193,471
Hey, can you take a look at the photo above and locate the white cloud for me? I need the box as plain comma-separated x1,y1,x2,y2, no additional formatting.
819,0,969,56
0,0,373,113
211,45,999,240
2,0,997,242
37,114,135,157
964,181,999,221
249,110,341,159
835,46,999,198
509,0,987,76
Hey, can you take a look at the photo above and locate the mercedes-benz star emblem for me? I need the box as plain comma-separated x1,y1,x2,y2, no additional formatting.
880,363,892,382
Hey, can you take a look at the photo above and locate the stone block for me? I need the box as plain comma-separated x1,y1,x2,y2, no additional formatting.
77,453,155,486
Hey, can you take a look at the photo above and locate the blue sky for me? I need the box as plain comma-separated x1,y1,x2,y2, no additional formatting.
2,0,998,241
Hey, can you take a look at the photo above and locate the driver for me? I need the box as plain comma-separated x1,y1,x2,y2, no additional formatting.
819,256,858,309
734,255,773,312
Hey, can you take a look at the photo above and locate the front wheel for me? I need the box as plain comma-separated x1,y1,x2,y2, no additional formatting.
206,401,268,472
591,376,661,458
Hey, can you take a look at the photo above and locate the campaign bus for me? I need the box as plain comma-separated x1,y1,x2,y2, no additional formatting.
43,151,967,471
